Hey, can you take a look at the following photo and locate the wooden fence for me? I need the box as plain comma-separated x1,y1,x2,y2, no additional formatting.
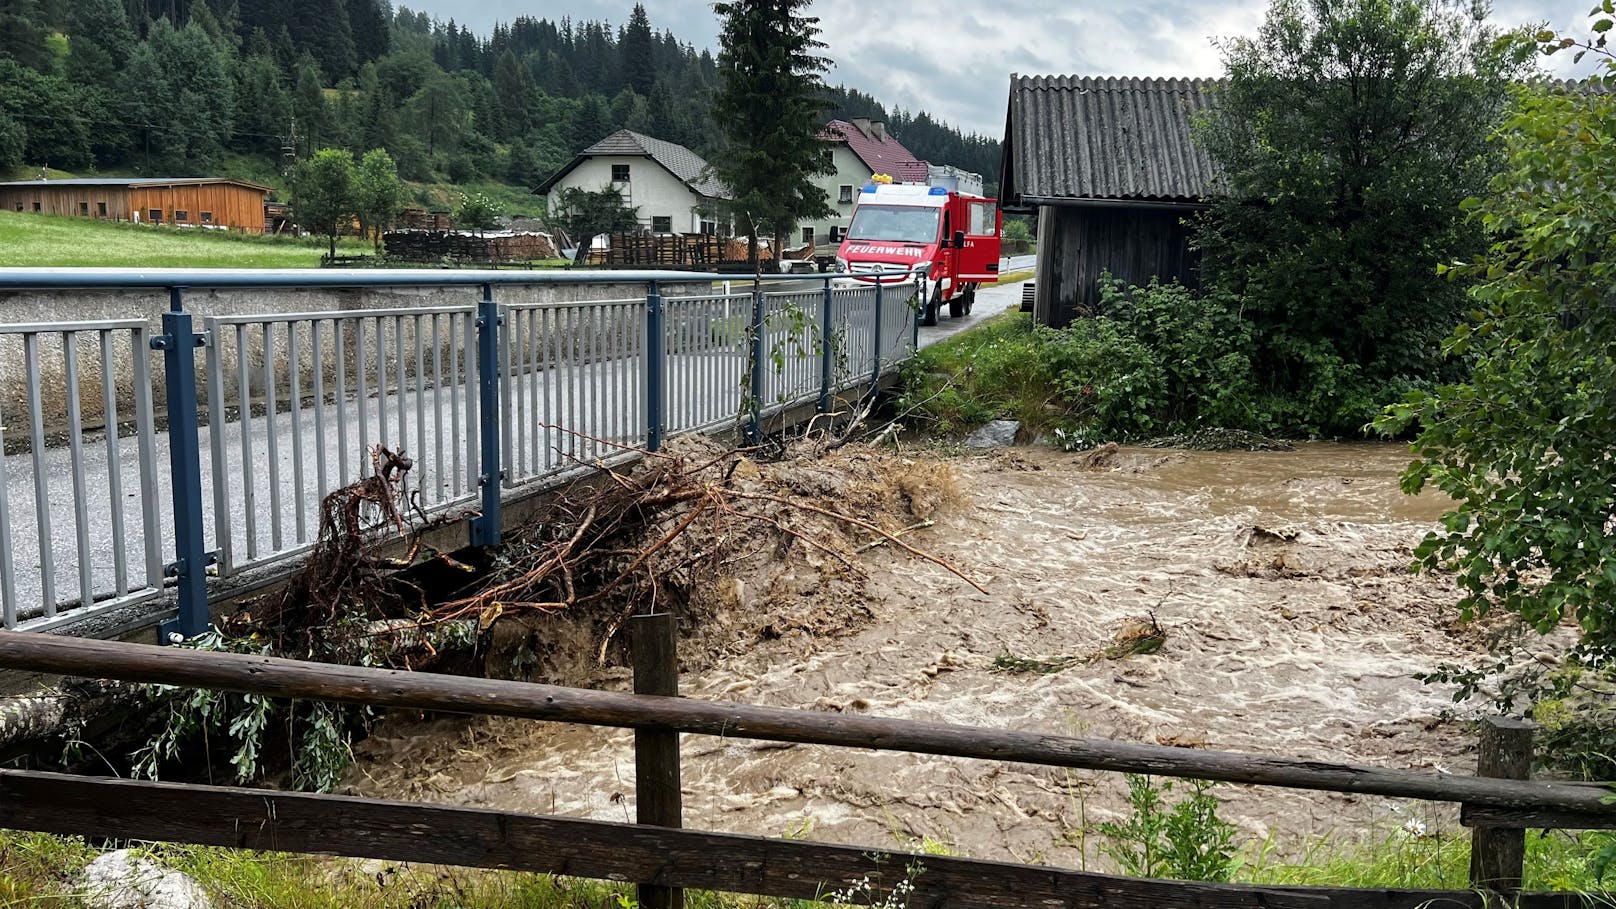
0,627,1610,909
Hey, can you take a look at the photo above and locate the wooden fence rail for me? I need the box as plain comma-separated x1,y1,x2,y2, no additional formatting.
0,630,1610,908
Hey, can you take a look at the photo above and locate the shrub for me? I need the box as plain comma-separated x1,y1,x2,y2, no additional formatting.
901,281,1266,444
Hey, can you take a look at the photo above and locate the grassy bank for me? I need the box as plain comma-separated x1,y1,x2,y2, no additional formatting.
0,211,368,268
0,825,1610,906
992,269,1034,286
901,281,1270,444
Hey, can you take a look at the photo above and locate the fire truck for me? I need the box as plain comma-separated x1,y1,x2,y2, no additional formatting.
834,181,1002,325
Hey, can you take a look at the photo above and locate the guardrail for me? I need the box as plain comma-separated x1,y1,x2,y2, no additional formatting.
0,320,164,628
0,269,923,637
0,629,1607,908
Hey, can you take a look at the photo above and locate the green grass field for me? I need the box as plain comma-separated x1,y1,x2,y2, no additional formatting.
0,210,368,268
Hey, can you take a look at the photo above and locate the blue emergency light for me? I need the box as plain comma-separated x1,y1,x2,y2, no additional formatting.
862,184,877,193
929,186,949,195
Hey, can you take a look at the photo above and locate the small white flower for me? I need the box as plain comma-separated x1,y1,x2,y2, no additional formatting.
1402,817,1429,838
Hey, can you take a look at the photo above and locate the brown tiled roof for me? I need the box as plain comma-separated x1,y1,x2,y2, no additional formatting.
822,120,929,182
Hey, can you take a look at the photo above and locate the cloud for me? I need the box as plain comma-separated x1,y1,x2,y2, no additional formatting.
408,0,1609,137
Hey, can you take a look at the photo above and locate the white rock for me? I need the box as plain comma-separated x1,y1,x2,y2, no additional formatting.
78,849,214,909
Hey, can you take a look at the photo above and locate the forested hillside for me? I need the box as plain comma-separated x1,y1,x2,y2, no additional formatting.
0,0,1000,198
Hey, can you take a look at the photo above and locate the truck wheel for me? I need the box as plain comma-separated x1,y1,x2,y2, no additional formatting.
922,281,941,326
963,286,976,315
948,292,964,319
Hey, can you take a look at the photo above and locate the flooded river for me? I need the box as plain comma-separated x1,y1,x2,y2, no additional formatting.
347,442,1490,868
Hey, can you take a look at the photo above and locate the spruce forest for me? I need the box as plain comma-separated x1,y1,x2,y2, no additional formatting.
0,0,1003,203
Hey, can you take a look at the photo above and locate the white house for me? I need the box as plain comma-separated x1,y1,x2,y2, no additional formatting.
536,129,727,235
801,119,931,250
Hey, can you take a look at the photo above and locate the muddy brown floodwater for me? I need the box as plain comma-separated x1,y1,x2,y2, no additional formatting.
347,442,1497,869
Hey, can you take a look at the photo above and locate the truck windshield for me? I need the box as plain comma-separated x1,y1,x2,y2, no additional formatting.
847,206,940,244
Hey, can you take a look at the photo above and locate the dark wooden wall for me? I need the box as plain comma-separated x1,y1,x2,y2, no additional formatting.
1032,203,1200,328
0,186,134,221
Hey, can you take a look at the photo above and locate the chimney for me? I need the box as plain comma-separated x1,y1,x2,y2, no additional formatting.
870,121,886,141
850,118,874,139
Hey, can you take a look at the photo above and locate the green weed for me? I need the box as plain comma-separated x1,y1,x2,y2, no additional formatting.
1098,774,1241,882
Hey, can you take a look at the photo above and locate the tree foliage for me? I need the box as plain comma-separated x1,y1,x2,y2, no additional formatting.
354,148,402,250
453,191,503,231
1193,0,1529,435
548,185,640,265
291,147,355,257
711,0,835,267
1378,21,1616,656
0,1,998,203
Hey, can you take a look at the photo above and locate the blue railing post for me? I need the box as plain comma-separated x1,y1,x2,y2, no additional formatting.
646,281,665,452
871,279,884,387
746,281,765,445
817,278,834,412
154,287,212,643
471,284,503,548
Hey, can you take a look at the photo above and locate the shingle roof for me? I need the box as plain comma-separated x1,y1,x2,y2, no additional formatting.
1001,76,1220,206
822,120,929,182
535,129,727,198
0,177,272,191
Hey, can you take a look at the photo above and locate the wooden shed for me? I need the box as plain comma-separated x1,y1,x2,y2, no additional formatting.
0,177,273,233
1000,76,1220,327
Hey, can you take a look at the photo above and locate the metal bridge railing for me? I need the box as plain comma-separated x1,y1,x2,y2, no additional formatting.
0,268,923,639
0,319,165,630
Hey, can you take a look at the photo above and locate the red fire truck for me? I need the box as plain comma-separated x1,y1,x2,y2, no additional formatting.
834,182,1002,325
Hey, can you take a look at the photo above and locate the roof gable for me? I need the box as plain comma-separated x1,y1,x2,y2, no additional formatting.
822,120,929,182
1002,76,1220,206
536,129,727,198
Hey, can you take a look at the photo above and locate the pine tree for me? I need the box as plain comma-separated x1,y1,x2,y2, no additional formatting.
0,0,52,69
492,49,536,140
620,3,654,97
711,0,833,268
122,19,234,171
291,60,331,153
347,0,388,64
231,51,290,154
290,0,354,82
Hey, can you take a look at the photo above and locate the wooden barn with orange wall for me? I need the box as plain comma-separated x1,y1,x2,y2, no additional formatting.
0,178,272,233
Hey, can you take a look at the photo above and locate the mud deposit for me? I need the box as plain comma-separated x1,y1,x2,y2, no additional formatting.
346,442,1487,868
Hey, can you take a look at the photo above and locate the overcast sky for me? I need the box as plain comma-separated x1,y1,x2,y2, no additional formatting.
405,0,1597,136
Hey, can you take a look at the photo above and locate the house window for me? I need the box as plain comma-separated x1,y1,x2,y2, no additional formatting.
651,215,672,232
829,225,843,243
14,204,21,212
200,211,213,224
838,185,853,204
148,209,163,223
176,210,189,223
32,202,40,211
97,202,107,217
611,164,631,182
78,202,89,215
699,219,717,236
801,226,814,245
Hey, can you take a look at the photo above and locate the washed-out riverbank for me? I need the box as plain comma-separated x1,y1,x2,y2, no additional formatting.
344,442,1494,868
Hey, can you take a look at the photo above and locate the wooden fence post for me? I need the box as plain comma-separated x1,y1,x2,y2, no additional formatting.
1467,715,1533,899
633,612,683,909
